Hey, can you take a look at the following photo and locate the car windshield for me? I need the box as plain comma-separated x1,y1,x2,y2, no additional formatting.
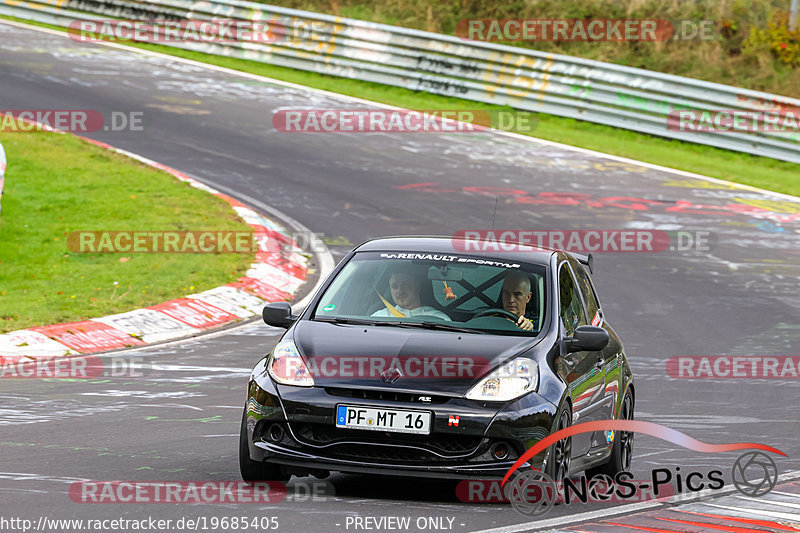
312,251,548,336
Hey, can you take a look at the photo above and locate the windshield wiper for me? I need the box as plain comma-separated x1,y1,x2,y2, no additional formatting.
396,321,487,334
314,316,485,334
314,316,378,326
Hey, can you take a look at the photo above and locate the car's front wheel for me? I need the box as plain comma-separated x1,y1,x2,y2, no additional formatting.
239,409,289,482
544,403,572,481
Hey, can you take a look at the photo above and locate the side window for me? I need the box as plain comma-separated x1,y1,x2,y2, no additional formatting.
558,263,587,337
569,260,600,325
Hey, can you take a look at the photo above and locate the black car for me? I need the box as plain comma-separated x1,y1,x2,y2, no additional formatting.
240,236,634,482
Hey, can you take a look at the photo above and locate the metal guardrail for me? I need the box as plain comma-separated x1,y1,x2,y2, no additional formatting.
2,0,800,163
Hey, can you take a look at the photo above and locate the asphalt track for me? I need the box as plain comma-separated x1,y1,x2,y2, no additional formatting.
1,20,800,532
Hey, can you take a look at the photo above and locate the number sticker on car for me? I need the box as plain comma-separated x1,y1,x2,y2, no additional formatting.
335,405,431,434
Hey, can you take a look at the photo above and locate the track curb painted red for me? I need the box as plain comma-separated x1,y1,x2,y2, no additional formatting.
0,130,308,362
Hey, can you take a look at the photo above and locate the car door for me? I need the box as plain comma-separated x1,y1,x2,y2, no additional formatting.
558,260,606,457
569,257,624,448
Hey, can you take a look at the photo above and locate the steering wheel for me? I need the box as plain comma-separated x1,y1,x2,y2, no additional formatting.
472,308,520,321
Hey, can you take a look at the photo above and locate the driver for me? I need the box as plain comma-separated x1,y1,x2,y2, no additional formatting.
372,267,451,321
501,271,534,331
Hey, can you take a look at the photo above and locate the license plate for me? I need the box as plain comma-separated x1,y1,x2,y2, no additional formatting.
335,405,431,435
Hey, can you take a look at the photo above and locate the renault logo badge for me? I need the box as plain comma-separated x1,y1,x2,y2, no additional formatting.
380,367,402,384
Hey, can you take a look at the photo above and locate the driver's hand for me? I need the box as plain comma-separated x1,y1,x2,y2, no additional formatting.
516,315,533,331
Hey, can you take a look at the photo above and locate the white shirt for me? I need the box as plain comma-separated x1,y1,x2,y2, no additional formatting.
371,305,451,321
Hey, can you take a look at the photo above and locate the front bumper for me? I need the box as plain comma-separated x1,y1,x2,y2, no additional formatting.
244,373,557,479
254,440,521,479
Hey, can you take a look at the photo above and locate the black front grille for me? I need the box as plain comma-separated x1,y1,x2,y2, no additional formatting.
290,422,484,458
329,444,457,464
325,387,449,404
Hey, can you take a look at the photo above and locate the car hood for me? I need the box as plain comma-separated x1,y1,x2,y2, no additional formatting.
292,320,543,395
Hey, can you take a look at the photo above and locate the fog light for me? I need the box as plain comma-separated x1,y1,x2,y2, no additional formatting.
268,423,285,442
491,442,509,460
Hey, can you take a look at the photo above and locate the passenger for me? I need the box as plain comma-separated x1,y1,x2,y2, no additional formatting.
501,271,534,331
372,267,450,321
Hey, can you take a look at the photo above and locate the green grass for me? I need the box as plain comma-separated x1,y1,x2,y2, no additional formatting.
3,15,798,198
0,125,253,333
3,15,796,197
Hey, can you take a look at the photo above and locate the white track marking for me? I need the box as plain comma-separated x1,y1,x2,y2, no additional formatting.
469,501,664,533
472,470,800,532
773,490,800,498
0,20,335,358
734,494,800,510
3,16,800,531
704,502,800,521
1,18,798,204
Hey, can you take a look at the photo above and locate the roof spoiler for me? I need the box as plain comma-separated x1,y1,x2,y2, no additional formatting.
574,253,594,274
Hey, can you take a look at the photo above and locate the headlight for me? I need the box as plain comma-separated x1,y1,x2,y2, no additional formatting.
267,340,314,387
465,358,538,401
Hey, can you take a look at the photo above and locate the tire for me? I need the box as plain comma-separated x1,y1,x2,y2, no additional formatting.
544,403,572,482
239,409,289,482
587,391,634,478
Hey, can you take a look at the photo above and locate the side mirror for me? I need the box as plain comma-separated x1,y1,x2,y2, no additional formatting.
263,302,296,328
563,325,609,353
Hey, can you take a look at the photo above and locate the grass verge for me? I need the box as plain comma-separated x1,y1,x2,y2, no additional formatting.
0,124,253,333
3,15,796,198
